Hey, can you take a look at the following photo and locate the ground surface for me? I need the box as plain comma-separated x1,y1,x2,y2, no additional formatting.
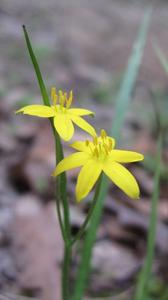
0,1,168,299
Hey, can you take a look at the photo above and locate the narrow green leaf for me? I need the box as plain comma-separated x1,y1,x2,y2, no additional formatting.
111,9,152,139
22,26,71,243
72,9,151,300
22,25,50,106
154,42,168,75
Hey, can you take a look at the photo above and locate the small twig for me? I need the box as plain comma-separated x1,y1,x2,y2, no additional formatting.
0,293,39,300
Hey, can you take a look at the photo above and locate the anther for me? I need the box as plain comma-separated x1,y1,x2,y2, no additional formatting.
85,140,89,147
59,90,63,99
93,136,98,145
51,87,56,101
59,90,65,106
101,129,107,139
64,92,68,101
53,94,58,106
69,90,73,101
93,148,99,158
66,90,73,108
108,139,113,151
103,144,109,155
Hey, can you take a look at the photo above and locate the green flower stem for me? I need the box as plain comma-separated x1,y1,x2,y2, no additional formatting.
54,129,72,300
54,130,72,300
22,26,72,299
54,131,72,300
62,243,72,300
23,25,71,241
55,187,66,241
134,131,163,300
54,130,71,242
71,179,102,246
52,129,66,241
71,174,106,300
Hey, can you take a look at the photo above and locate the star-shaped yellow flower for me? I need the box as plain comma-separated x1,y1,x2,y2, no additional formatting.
16,87,96,141
53,130,144,202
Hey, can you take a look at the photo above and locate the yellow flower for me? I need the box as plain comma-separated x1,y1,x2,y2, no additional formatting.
16,87,96,141
53,129,144,202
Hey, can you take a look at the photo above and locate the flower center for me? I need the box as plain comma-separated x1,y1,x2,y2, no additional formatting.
51,86,73,113
86,129,113,162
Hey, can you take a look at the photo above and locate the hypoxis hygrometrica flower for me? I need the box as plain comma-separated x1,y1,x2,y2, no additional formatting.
53,129,144,202
16,87,96,141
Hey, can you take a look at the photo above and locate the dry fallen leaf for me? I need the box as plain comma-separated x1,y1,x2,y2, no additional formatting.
12,197,63,300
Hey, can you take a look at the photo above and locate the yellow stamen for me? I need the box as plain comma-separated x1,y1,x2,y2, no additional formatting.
86,139,94,154
59,90,65,106
101,129,107,139
64,92,68,101
103,144,109,155
93,148,99,158
51,87,56,101
108,139,113,151
93,136,98,145
53,94,57,106
66,90,73,108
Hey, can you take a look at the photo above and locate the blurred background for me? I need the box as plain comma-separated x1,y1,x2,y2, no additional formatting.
0,0,168,299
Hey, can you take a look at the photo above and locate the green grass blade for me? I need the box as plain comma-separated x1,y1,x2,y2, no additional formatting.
71,9,151,300
154,42,168,75
22,25,50,106
111,9,152,139
134,132,163,300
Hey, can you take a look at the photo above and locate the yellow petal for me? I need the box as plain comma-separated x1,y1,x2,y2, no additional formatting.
110,150,144,163
70,115,96,137
68,108,95,116
52,152,89,176
76,160,102,202
103,161,140,199
54,114,74,141
16,105,55,117
70,141,90,153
